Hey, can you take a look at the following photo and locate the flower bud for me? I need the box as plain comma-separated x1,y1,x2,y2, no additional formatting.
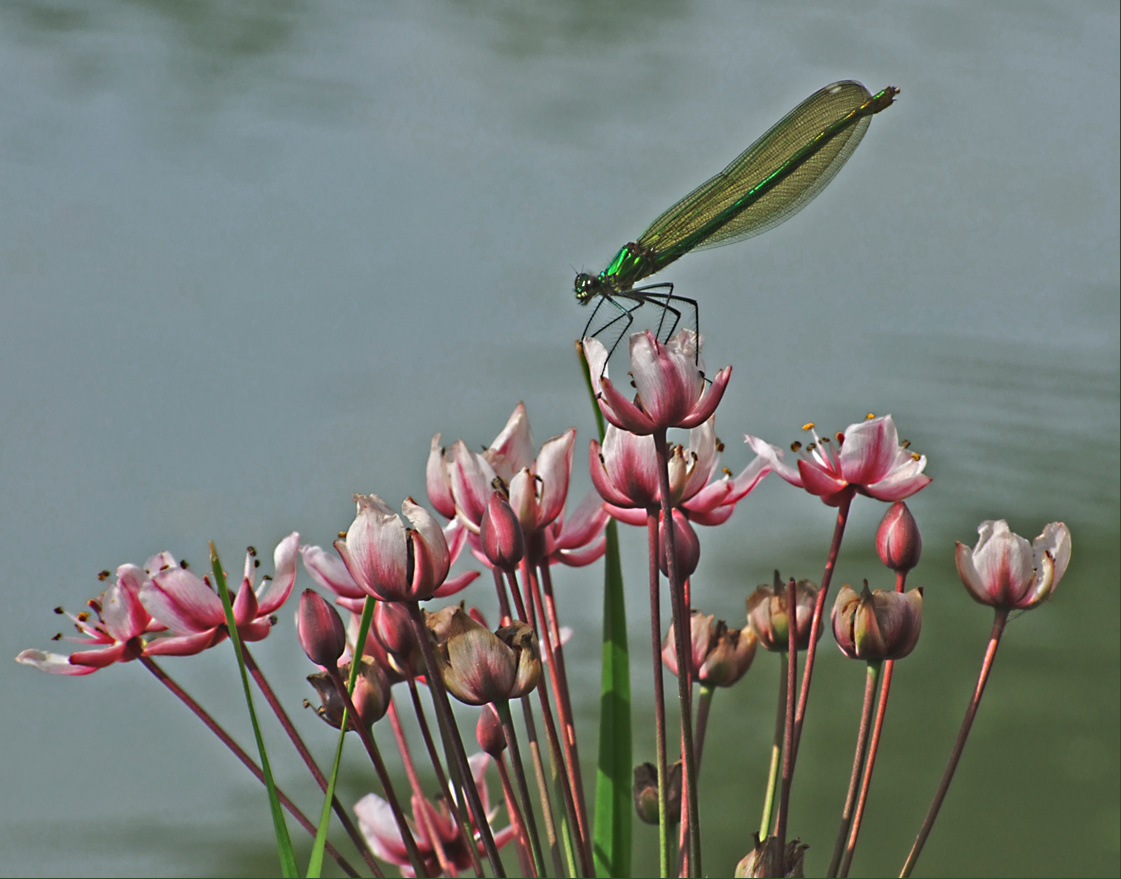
480,491,525,572
632,760,682,825
876,501,922,573
658,510,701,581
476,704,507,756
746,573,819,652
296,589,347,668
372,599,419,676
832,582,923,661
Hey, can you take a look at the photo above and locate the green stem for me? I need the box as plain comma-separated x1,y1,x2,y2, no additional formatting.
759,652,788,838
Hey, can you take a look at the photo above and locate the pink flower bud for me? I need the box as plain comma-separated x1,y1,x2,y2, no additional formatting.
480,492,525,571
831,582,923,661
476,704,506,756
658,510,701,581
296,589,346,668
876,501,922,572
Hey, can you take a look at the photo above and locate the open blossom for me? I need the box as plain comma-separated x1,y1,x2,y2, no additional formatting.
746,414,931,507
336,495,449,603
591,417,770,526
138,534,299,655
428,402,607,569
16,562,163,675
582,330,731,435
355,752,517,878
955,520,1071,610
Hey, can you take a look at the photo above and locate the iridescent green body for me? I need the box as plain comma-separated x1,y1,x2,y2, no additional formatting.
575,81,899,345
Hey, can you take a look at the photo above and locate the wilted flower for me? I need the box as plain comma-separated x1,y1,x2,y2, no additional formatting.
955,520,1071,610
831,582,923,661
734,834,808,878
583,330,731,435
662,610,757,687
429,607,541,706
746,414,931,507
633,760,683,825
746,574,819,652
305,656,391,730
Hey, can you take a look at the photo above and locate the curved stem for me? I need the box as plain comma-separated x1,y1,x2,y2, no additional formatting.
900,608,1009,877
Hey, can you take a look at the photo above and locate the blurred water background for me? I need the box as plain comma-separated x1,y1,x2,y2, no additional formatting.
1,2,1117,876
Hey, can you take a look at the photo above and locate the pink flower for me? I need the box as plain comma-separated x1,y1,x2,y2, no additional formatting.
139,534,299,655
582,330,731,435
955,520,1071,610
429,403,606,569
746,414,931,507
591,418,770,526
355,752,518,878
335,495,449,603
16,562,162,675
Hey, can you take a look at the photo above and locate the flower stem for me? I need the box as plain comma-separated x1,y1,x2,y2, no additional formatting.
759,652,788,838
325,666,429,878
653,429,701,877
791,492,853,768
242,647,383,876
839,658,895,878
827,660,882,877
139,657,360,879
496,699,549,878
900,608,1009,877
646,505,672,878
775,577,799,868
406,601,508,878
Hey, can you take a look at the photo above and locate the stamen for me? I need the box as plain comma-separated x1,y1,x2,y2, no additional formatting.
802,422,815,431
97,570,111,581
